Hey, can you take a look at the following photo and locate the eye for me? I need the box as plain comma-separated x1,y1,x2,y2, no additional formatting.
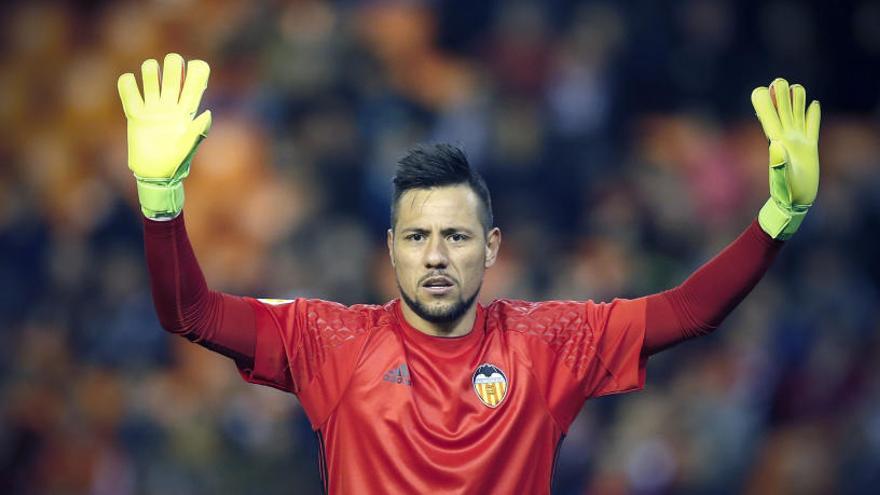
448,233,469,243
405,233,425,242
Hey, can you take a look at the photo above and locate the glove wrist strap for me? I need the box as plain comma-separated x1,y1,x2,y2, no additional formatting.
136,178,185,219
758,197,809,240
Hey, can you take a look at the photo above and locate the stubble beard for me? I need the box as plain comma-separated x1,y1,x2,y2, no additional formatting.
398,282,480,324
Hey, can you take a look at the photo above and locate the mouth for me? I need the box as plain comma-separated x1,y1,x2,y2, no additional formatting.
421,275,455,296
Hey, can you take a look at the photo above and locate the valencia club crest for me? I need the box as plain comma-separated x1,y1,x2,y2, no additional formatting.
472,363,509,408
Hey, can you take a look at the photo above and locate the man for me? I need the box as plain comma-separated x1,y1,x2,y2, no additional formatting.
118,53,819,493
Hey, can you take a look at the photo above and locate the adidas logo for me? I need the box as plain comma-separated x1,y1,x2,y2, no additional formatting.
383,363,412,386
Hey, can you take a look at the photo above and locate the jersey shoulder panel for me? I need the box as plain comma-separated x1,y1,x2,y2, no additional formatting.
274,299,386,382
486,297,648,429
244,297,388,394
486,298,593,375
295,298,383,350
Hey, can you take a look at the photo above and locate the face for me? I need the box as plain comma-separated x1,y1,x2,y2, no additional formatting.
388,185,501,324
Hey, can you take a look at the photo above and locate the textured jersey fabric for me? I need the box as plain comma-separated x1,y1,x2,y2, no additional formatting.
238,297,646,494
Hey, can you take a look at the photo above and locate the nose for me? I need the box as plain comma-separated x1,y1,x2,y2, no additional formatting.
424,235,449,269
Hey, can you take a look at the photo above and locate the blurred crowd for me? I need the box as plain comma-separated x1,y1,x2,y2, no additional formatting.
2,0,880,493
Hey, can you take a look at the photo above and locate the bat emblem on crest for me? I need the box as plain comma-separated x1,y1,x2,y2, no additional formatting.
472,363,509,408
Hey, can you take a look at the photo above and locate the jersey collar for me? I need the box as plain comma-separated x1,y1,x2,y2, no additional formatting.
392,299,486,352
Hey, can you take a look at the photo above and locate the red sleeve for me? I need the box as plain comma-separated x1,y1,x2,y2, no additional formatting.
642,219,784,355
500,297,647,430
143,214,257,365
145,214,376,425
240,298,376,426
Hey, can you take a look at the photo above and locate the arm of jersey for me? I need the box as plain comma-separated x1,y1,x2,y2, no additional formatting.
510,220,782,430
144,214,372,418
143,214,257,366
642,219,784,356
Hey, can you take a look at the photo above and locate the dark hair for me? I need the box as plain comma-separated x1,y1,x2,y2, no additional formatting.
391,143,493,232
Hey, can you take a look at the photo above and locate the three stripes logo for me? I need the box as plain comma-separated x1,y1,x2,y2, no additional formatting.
472,363,508,408
384,363,412,386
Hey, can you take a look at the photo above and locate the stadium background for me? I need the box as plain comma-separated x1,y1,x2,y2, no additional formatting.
1,1,879,493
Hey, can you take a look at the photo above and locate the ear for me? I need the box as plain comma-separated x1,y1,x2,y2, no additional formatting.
484,227,501,268
386,228,395,267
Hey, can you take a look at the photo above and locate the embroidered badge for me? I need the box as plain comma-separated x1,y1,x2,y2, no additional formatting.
472,363,509,408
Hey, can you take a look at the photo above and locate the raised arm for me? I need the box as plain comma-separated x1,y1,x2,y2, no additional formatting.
119,54,257,365
142,213,257,365
642,78,820,355
642,220,782,355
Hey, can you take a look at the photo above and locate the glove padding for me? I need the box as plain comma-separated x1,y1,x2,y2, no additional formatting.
751,78,820,240
118,53,212,218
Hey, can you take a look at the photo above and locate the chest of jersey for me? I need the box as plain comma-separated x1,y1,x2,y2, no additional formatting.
318,326,563,494
362,328,514,430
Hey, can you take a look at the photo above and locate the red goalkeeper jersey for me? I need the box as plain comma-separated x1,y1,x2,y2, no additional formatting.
144,215,782,492
237,296,647,494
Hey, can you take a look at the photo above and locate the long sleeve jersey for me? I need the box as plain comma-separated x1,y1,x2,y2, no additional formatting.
143,215,782,494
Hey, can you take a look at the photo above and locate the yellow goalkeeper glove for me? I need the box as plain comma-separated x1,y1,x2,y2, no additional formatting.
118,53,212,219
751,78,820,240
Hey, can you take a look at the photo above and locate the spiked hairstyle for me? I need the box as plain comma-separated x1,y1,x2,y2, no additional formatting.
390,144,493,232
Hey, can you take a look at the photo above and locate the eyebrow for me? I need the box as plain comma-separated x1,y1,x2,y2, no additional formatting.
400,227,476,236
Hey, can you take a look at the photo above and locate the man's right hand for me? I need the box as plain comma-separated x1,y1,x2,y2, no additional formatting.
118,53,212,219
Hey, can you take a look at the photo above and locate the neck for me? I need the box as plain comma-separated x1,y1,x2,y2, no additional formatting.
399,300,478,338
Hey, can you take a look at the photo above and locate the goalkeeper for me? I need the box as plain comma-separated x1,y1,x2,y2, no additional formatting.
119,53,819,493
